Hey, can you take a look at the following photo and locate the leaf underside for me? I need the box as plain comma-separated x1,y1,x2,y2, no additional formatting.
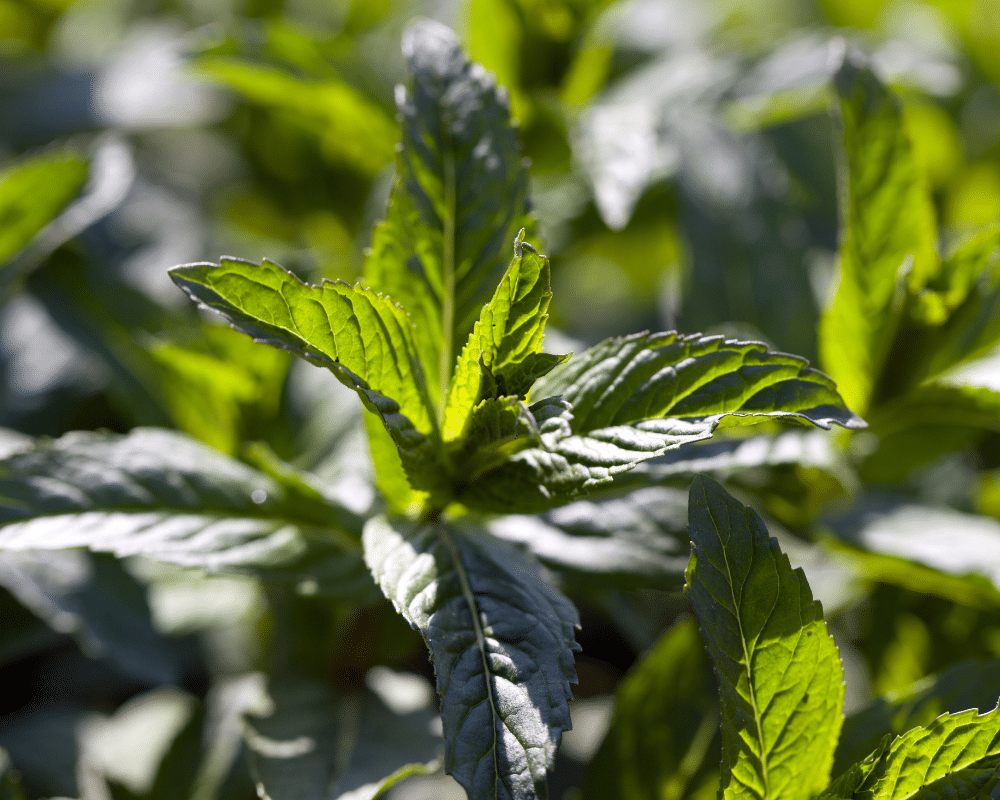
0,429,365,588
363,515,579,800
461,332,863,513
685,476,845,800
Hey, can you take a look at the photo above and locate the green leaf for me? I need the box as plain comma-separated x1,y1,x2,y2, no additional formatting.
196,57,397,176
461,333,863,512
847,706,1000,800
0,151,88,273
489,486,690,590
0,429,367,592
836,659,1000,778
444,234,566,442
169,256,446,495
685,476,845,800
363,516,579,800
363,20,531,413
819,54,939,413
581,616,721,800
820,737,891,800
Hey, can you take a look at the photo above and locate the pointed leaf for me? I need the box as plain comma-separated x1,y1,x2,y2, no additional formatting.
444,235,565,441
819,55,939,413
363,20,531,410
0,429,367,593
850,706,1000,800
685,476,845,800
169,257,446,494
461,333,863,512
363,516,579,800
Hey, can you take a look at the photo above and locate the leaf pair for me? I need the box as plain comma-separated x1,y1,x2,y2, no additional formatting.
686,477,1000,800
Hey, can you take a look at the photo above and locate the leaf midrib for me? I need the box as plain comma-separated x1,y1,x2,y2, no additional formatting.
441,525,501,800
438,123,458,423
708,500,772,800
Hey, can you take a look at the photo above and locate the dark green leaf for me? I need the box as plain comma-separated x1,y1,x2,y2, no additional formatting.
364,516,579,800
169,256,447,495
685,476,844,800
363,20,531,412
582,616,720,800
0,429,367,593
819,55,939,413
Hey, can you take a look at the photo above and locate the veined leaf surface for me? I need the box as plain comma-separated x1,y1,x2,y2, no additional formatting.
363,20,531,412
0,429,366,588
363,516,579,800
461,332,863,512
846,706,1000,800
819,55,939,413
685,476,845,800
444,234,565,441
169,257,446,494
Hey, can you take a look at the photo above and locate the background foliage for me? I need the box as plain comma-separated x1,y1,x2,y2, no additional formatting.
2,0,1000,798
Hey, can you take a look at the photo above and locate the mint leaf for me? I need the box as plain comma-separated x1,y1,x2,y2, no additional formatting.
444,234,566,441
849,706,1000,800
582,616,720,800
685,476,845,800
0,429,366,592
363,515,579,800
169,257,447,494
819,54,939,413
462,332,862,512
363,20,531,412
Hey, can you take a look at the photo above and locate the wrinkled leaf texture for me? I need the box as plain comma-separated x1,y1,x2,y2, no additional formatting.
0,429,366,589
685,476,845,800
364,515,578,800
463,332,863,513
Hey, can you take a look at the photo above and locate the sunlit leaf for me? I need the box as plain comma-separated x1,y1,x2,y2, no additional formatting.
685,476,845,800
364,515,579,800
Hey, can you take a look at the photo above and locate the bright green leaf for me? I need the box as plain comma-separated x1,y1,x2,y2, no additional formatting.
849,706,1000,800
169,256,447,496
443,234,566,441
685,476,845,800
819,55,939,413
0,151,88,274
363,20,532,413
363,515,579,800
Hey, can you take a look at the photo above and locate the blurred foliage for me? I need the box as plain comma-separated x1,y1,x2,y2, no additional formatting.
1,0,1000,798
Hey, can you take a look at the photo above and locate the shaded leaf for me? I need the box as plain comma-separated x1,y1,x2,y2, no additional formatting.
685,476,844,800
169,256,446,495
581,616,721,800
0,429,367,593
363,20,531,410
364,516,579,800
819,54,939,413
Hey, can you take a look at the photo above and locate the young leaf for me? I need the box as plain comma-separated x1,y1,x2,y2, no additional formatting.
685,476,845,800
363,515,579,800
845,706,1000,800
461,332,863,512
0,429,366,588
169,257,447,494
443,234,566,441
363,20,531,412
819,54,939,413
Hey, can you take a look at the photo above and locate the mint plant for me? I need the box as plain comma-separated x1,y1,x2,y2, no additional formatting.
0,20,895,800
684,476,1000,800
